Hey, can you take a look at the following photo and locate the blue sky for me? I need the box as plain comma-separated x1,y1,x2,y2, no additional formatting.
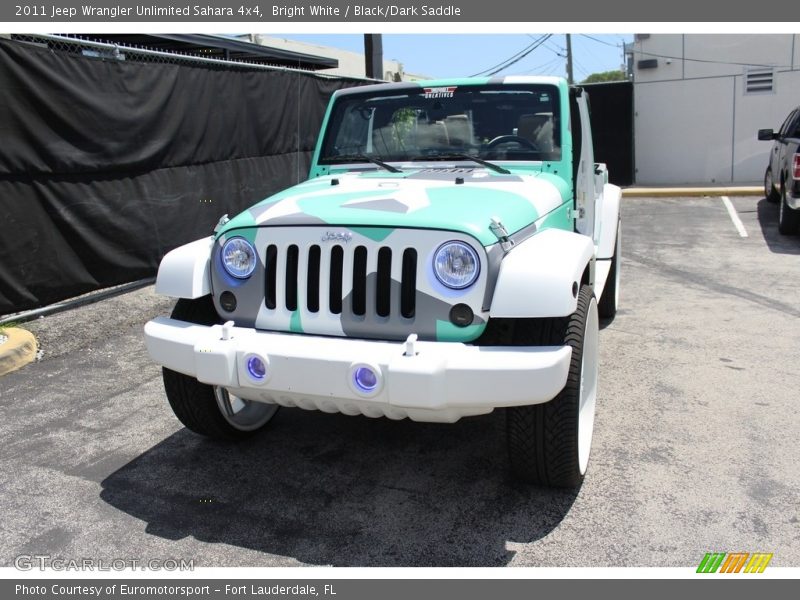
265,34,631,80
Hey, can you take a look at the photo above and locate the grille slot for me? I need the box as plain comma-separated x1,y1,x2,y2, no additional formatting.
401,249,417,318
307,245,321,313
285,245,299,311
351,246,368,316
376,247,392,317
329,246,344,314
265,244,278,310
264,241,418,320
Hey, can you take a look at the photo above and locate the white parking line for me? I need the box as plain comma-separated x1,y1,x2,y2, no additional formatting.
721,196,748,238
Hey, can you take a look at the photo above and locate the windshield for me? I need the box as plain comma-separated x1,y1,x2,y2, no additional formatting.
319,84,561,165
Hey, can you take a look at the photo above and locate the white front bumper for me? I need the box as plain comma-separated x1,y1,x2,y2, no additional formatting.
144,317,572,423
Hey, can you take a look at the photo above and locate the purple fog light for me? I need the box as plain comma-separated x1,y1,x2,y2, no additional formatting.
353,366,378,392
246,356,267,381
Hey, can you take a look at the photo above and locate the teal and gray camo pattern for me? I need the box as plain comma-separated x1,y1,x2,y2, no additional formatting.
212,169,571,342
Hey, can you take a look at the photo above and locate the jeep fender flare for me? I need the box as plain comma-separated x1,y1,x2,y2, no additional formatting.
489,228,595,318
596,183,621,260
154,236,214,299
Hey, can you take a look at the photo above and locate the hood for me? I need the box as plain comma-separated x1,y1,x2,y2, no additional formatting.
219,168,569,246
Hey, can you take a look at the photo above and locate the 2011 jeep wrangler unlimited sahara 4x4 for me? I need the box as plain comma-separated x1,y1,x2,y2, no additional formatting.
144,76,621,487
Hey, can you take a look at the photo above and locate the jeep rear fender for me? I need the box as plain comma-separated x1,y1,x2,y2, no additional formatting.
155,236,214,299
595,182,621,259
489,228,595,318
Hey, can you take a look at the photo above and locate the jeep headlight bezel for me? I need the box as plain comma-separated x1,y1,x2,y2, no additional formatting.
432,241,481,290
221,237,257,279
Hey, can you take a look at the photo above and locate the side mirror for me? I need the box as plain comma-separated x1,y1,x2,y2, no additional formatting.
758,128,777,141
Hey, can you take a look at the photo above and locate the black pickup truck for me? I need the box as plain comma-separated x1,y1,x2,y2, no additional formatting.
759,107,800,234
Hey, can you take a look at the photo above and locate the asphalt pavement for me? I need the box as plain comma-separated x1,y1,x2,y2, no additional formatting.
1,195,798,567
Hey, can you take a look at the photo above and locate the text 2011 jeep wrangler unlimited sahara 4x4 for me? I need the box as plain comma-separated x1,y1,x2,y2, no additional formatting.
144,76,621,487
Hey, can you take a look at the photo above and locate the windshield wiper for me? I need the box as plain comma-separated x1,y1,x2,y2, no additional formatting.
323,153,403,173
409,152,510,175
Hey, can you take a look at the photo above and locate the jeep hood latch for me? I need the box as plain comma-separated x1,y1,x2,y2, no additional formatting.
490,217,515,253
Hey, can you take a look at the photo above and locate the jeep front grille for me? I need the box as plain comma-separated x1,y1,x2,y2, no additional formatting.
211,227,488,341
264,243,418,319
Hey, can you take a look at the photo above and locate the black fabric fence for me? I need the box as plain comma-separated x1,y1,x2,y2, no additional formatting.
583,80,634,187
0,38,365,315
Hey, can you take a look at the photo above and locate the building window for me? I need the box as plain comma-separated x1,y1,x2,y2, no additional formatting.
744,68,775,94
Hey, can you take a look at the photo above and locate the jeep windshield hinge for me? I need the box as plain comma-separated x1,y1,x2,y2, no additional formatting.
568,207,586,220
490,217,515,252
214,213,230,233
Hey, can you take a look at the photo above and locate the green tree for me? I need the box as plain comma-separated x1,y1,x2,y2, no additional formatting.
582,70,627,84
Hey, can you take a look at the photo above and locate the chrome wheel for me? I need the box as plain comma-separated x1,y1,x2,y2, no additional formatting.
578,296,599,475
765,168,779,203
613,226,621,309
213,387,278,431
765,168,773,199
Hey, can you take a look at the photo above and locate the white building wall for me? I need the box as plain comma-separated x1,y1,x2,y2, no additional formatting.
734,70,800,181
245,35,428,81
633,34,800,184
635,77,734,184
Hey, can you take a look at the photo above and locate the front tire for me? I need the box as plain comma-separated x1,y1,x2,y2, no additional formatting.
778,184,800,235
505,285,599,487
162,297,279,440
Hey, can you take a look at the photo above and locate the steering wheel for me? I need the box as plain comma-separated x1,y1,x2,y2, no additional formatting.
486,135,539,151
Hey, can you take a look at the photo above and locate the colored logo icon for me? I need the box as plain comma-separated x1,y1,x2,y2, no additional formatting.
697,552,773,573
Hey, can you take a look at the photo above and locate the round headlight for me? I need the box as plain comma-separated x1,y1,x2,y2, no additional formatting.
433,241,480,289
221,237,257,279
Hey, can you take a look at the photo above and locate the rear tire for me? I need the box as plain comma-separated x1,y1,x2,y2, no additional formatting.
162,297,278,440
505,285,599,487
778,184,800,235
764,167,779,203
598,222,620,319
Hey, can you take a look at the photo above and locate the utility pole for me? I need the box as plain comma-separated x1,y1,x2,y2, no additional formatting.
364,34,383,80
565,33,574,84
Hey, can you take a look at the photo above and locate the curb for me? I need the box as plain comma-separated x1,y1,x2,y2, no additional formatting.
0,327,38,377
622,187,762,198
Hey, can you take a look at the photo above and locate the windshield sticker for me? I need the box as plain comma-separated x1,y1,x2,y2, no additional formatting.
423,86,457,98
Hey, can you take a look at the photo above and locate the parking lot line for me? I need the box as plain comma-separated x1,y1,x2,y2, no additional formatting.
721,195,748,238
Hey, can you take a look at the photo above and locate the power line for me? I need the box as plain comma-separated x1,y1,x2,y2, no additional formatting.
544,60,564,77
545,42,566,58
509,55,563,76
476,34,552,77
534,33,565,56
571,36,603,74
634,48,791,69
469,36,545,77
468,34,552,77
573,56,591,79
488,35,553,75
579,34,622,48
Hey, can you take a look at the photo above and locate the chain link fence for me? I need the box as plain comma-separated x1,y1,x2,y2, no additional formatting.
9,33,342,75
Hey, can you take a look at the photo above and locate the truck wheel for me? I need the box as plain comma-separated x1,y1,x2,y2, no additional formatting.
764,167,779,203
162,297,279,440
598,222,620,319
505,284,598,487
778,184,800,235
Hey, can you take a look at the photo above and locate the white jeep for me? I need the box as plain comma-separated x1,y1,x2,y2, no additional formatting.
144,76,621,487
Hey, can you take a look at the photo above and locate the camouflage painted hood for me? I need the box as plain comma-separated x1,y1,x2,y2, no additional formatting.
219,168,569,246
